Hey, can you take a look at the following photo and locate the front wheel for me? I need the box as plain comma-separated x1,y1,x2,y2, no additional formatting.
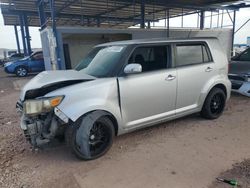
69,115,115,160
201,88,226,119
15,66,28,77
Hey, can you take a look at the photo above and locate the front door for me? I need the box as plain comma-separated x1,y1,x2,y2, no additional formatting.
29,52,45,72
118,45,177,129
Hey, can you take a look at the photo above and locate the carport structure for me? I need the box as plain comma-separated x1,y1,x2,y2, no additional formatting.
0,0,249,60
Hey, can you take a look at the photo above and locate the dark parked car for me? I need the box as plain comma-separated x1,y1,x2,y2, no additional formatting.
228,47,250,97
1,53,25,66
4,51,45,77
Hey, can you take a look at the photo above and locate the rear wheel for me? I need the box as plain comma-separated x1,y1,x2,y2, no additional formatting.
70,115,115,160
15,66,28,77
201,88,226,119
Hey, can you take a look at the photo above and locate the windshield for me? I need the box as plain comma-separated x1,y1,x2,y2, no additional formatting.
75,45,126,77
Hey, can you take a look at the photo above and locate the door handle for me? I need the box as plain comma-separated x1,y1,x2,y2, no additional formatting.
165,74,176,81
205,67,213,72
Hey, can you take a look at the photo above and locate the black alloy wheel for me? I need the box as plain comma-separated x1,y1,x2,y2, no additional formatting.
70,115,115,160
201,87,226,119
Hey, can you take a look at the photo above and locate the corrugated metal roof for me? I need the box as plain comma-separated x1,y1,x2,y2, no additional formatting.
0,0,248,28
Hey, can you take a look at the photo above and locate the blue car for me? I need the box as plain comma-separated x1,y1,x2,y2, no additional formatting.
4,51,45,77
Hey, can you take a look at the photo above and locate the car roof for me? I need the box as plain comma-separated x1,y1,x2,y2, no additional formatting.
97,37,218,47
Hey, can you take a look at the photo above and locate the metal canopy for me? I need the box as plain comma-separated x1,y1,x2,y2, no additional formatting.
1,0,249,28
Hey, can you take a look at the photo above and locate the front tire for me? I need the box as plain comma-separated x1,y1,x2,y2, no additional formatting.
15,66,28,77
69,115,115,160
201,87,226,119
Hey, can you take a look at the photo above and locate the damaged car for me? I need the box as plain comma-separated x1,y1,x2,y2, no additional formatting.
229,47,250,97
17,38,231,160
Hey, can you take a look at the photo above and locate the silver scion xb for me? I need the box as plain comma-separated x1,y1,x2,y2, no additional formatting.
17,38,231,160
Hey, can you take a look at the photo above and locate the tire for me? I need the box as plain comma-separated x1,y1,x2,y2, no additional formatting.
15,66,28,77
201,87,226,119
69,114,115,160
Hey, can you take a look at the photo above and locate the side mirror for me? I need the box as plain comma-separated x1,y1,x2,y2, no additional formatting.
124,64,142,74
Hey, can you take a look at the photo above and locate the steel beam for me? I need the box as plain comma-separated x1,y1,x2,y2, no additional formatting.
19,15,27,56
14,25,21,54
2,8,145,24
235,18,250,34
231,10,236,56
49,0,62,70
23,14,32,55
37,0,46,29
200,10,205,30
140,0,145,29
56,0,79,14
166,9,170,37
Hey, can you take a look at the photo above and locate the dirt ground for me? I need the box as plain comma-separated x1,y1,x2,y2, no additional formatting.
0,67,250,188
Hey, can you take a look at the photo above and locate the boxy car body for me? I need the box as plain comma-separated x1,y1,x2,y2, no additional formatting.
17,38,231,160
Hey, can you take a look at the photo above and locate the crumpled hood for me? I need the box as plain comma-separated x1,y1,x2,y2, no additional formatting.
20,70,95,101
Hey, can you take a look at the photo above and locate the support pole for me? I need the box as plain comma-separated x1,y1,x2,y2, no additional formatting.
49,0,61,69
231,10,236,56
19,15,27,56
210,11,213,28
221,10,224,28
14,25,21,54
97,17,100,27
140,0,145,29
200,11,205,30
181,8,184,28
37,0,46,29
23,14,32,55
167,9,170,38
147,21,151,29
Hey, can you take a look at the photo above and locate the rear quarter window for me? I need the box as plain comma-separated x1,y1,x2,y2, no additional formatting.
175,43,212,67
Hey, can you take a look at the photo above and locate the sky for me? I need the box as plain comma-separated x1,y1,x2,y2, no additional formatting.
0,8,249,50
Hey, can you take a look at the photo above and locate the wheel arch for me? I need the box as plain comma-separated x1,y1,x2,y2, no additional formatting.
15,65,29,73
76,110,119,136
212,83,227,97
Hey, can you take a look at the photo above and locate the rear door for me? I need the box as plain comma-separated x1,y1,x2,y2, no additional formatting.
174,42,216,113
118,44,177,129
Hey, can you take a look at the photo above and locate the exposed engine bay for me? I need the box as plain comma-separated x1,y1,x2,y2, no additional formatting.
16,70,96,147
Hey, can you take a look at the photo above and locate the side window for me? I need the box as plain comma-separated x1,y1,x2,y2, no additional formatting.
32,53,44,61
238,48,250,61
176,44,211,67
128,46,168,72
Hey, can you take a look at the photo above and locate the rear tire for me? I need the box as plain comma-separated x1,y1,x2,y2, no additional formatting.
69,115,115,160
201,88,226,119
15,66,28,77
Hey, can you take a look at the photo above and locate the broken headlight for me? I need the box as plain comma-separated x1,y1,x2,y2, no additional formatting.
23,96,64,116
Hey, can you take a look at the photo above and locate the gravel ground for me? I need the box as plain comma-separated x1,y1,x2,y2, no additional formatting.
0,67,250,188
210,159,250,188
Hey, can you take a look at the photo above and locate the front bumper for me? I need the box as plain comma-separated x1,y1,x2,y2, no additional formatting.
16,100,65,147
4,66,13,74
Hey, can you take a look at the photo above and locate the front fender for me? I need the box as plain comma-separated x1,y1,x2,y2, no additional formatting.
45,78,123,130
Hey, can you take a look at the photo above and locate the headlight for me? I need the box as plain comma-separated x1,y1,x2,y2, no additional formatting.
23,96,64,115
4,62,12,67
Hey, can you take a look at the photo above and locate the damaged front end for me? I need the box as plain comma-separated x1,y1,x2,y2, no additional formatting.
16,96,69,147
